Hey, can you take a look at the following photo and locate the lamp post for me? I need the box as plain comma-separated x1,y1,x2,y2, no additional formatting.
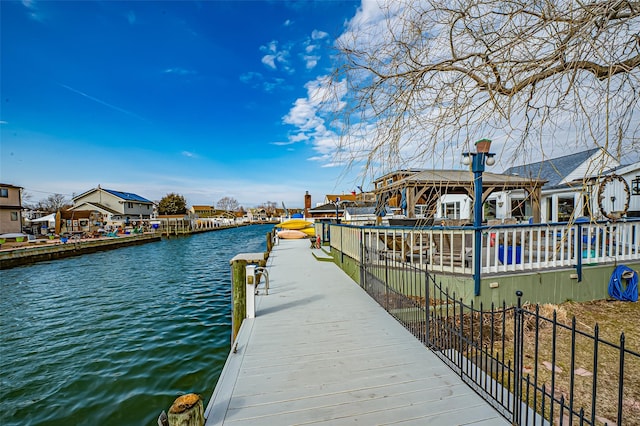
334,197,341,224
462,139,496,296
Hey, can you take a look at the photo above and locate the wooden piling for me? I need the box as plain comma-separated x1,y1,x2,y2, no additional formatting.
230,253,269,344
167,393,204,426
231,258,247,344
266,231,273,253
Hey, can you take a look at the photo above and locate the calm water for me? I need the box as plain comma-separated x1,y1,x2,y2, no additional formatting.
0,224,271,426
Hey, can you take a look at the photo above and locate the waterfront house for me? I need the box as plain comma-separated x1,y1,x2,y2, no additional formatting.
496,148,640,222
371,149,639,224
190,205,216,218
246,208,267,222
0,183,23,234
69,186,154,224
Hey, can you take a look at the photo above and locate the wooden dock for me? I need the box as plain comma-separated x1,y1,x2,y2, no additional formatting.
205,239,509,425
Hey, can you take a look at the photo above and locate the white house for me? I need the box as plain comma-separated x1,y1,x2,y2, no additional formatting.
495,148,639,222
69,186,155,223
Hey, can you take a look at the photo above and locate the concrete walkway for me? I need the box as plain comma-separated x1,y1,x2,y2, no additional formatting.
205,239,509,425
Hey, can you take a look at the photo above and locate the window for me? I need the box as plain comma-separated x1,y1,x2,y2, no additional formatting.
558,197,575,222
484,200,496,220
0,188,8,197
386,178,393,185
441,201,461,219
11,212,18,221
127,202,133,208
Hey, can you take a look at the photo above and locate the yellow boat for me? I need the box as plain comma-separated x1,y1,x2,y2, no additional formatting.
299,227,317,237
277,219,314,230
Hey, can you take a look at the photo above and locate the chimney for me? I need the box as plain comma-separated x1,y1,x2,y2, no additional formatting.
304,191,311,218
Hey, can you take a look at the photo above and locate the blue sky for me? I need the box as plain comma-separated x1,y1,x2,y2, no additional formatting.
1,0,362,208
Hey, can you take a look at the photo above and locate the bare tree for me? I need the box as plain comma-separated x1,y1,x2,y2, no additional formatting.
329,0,640,177
37,193,71,212
217,197,239,212
260,201,278,218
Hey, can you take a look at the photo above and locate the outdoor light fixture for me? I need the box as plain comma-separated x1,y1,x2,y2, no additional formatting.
462,139,497,296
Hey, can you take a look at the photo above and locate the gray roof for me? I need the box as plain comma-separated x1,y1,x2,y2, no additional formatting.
345,206,392,215
502,148,600,188
309,202,340,213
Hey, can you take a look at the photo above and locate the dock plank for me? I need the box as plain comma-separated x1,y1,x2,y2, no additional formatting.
205,239,508,425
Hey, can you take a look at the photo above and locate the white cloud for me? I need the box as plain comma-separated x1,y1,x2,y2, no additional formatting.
164,68,197,76
260,40,292,72
311,29,328,40
261,55,277,70
303,55,320,70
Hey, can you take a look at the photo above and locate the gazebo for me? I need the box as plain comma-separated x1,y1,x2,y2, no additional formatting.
373,169,547,223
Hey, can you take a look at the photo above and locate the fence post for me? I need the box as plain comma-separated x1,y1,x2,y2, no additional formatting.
359,229,365,289
384,255,389,311
576,223,583,282
513,290,524,424
617,332,626,426
425,269,430,347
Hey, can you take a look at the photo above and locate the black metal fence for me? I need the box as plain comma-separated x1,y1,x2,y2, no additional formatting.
360,246,640,425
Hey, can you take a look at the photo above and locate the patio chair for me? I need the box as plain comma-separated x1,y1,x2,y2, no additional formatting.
432,232,473,266
379,233,427,261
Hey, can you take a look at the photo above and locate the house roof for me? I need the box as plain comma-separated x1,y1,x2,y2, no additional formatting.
73,187,153,204
310,202,343,213
502,148,602,188
390,169,546,189
103,188,153,203
325,194,357,203
345,206,392,216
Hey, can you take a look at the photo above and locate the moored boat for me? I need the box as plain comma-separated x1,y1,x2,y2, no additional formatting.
277,219,314,230
277,229,307,239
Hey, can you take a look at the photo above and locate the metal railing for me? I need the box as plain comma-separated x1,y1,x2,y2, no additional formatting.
360,248,639,425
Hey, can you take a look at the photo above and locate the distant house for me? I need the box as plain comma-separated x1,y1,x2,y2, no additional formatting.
190,205,216,217
247,208,267,222
343,206,393,225
0,183,23,234
308,203,343,220
69,186,154,223
499,148,639,222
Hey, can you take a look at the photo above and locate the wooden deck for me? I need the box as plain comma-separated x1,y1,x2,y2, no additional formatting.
205,239,509,425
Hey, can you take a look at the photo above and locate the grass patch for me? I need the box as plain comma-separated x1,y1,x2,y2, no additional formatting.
495,300,640,425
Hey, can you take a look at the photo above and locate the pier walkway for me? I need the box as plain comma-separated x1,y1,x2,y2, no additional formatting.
205,239,508,425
